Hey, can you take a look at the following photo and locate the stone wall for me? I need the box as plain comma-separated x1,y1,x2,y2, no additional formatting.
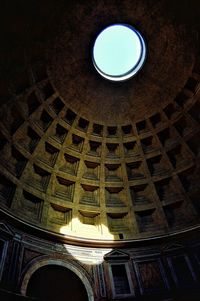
0,220,200,300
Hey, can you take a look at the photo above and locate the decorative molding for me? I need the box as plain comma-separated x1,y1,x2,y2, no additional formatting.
104,249,130,261
0,222,14,237
20,257,94,301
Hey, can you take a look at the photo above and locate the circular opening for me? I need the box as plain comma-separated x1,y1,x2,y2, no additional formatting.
92,24,146,81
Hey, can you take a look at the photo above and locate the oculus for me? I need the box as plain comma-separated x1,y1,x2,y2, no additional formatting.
92,24,146,81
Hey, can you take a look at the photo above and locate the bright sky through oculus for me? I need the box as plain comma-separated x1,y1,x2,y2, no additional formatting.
93,24,146,81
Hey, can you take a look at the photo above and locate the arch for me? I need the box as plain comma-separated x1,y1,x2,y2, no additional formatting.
21,258,94,301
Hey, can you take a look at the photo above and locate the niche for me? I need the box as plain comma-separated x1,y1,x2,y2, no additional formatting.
26,164,51,192
78,211,100,237
135,209,158,232
126,161,145,180
59,154,79,175
26,265,88,301
124,141,139,157
92,123,103,136
167,145,192,169
163,103,179,120
105,187,126,207
110,264,133,297
37,142,59,167
77,117,89,132
83,161,99,180
174,116,195,138
18,126,40,153
88,140,101,156
147,155,171,177
178,165,200,195
105,164,122,182
157,127,179,149
150,113,164,128
106,143,119,158
63,108,77,125
78,210,100,226
163,201,193,228
54,176,75,202
50,97,64,115
154,177,182,204
136,120,150,135
49,203,72,225
107,212,129,237
174,91,189,107
80,184,99,206
34,109,53,132
5,146,28,178
69,134,84,152
122,124,133,136
141,136,160,154
49,123,68,144
20,190,43,222
107,126,118,137
130,184,152,205
184,76,199,94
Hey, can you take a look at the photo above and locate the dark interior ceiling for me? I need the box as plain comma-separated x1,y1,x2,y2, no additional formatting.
0,0,200,123
0,0,200,244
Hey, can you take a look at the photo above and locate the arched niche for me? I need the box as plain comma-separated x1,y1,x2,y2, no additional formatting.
20,258,94,301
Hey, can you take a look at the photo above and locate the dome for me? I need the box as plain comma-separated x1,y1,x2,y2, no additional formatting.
0,0,200,246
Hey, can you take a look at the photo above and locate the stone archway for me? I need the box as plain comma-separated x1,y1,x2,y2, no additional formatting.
21,258,94,301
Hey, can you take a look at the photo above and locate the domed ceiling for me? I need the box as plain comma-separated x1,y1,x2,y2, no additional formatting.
48,1,197,124
0,0,200,245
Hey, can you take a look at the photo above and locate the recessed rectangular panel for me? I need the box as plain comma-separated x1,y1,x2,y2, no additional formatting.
134,258,169,295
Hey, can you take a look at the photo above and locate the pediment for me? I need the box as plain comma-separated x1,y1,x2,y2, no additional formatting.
162,243,184,251
0,222,14,236
104,249,130,261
